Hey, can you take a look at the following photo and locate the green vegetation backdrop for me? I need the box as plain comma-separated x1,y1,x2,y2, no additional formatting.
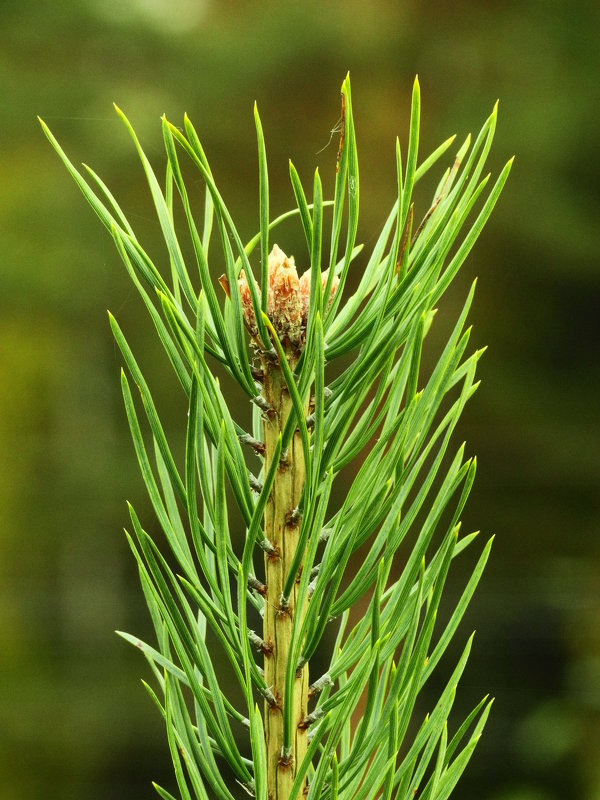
1,2,598,799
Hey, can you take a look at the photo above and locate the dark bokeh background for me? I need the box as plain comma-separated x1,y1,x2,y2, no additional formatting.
1,1,599,798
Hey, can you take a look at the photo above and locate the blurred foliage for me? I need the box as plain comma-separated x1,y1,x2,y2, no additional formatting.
1,1,599,798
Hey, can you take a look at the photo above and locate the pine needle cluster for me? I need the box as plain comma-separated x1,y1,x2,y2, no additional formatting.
41,74,511,800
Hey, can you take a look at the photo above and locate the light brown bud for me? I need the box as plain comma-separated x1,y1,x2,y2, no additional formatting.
267,246,303,345
238,270,258,337
298,268,339,319
237,244,339,349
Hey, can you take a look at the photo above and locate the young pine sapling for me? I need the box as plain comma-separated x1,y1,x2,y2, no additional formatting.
41,74,511,800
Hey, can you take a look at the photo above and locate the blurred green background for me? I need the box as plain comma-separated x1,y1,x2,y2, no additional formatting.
1,1,599,798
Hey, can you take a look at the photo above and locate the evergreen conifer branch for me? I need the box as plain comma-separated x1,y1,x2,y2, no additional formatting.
41,73,511,800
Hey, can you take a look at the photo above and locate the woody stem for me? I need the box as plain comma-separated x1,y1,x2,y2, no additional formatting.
262,350,309,800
